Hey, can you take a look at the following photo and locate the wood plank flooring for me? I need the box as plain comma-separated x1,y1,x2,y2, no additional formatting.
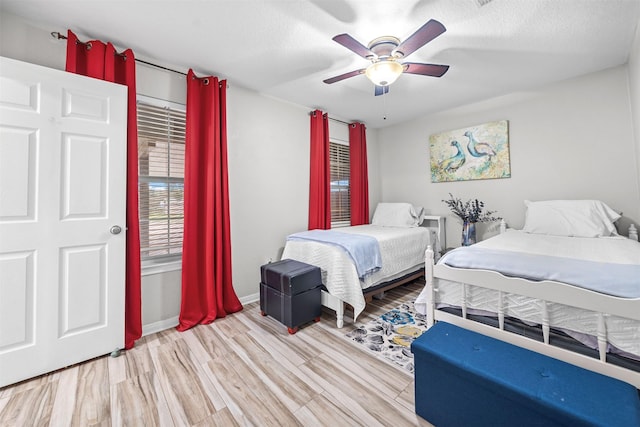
0,280,433,426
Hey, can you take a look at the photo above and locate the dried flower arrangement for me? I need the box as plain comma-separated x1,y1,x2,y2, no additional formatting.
442,193,501,224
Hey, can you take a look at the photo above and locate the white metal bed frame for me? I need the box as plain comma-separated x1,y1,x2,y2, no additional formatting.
423,223,640,388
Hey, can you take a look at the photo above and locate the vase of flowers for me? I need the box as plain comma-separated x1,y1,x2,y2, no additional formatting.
442,193,501,246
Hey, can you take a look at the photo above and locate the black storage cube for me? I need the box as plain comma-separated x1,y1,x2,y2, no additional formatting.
260,259,322,334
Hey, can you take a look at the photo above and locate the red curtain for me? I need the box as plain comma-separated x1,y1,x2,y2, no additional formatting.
65,30,142,350
177,70,242,331
308,110,331,230
349,122,370,226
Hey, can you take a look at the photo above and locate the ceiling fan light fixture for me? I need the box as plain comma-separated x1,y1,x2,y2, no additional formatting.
365,60,403,86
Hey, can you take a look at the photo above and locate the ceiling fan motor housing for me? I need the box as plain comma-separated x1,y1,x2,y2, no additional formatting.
367,36,402,59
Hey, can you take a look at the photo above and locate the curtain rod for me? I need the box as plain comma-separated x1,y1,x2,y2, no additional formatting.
135,58,188,76
308,111,354,126
330,117,352,126
51,31,187,77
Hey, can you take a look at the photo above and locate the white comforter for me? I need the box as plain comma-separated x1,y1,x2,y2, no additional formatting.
416,230,640,358
282,225,436,321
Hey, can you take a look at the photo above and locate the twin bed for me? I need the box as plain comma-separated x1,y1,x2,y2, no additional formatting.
282,203,443,328
417,200,640,388
282,199,640,388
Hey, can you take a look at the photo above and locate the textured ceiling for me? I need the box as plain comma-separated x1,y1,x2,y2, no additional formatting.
2,0,639,128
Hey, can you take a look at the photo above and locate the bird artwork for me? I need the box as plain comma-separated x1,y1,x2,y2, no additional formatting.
439,140,466,173
429,120,509,183
464,131,496,160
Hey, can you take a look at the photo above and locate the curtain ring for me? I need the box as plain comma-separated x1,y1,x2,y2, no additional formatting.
74,40,92,50
203,78,209,85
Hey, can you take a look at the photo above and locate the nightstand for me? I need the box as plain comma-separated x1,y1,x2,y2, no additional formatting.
422,215,446,255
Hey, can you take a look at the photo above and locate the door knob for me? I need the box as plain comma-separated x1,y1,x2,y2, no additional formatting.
110,225,122,235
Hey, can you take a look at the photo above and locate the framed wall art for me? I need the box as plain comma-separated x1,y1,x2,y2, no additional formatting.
429,120,511,183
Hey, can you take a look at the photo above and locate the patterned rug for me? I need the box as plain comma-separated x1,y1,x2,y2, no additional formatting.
345,301,427,374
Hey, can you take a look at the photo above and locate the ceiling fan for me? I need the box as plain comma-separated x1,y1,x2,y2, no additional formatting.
323,19,450,96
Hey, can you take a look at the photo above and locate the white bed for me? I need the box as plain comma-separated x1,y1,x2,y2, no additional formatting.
417,200,640,388
281,203,443,328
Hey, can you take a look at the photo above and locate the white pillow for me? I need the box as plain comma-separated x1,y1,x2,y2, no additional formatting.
371,202,423,227
522,200,620,237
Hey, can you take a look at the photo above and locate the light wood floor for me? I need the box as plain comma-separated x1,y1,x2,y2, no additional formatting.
0,279,434,426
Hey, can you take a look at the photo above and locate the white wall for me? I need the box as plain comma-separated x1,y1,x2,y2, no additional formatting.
378,65,640,248
0,11,382,332
630,19,640,207
0,13,66,70
226,88,310,293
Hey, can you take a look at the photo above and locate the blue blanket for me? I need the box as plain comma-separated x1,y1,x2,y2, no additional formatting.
441,247,640,298
287,230,382,278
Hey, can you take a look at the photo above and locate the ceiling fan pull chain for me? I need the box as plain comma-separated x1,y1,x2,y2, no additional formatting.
383,90,387,121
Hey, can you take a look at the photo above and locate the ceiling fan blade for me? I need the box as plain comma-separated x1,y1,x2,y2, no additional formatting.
394,19,446,58
323,69,366,84
403,62,450,77
332,34,376,59
374,85,390,96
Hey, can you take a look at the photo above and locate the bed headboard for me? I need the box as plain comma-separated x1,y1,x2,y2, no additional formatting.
422,215,446,253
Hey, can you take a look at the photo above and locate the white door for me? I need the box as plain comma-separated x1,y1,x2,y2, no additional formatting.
0,56,127,387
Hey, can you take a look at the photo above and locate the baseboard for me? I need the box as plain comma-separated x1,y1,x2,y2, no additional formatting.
240,292,259,305
142,316,179,337
141,293,258,337
141,293,259,337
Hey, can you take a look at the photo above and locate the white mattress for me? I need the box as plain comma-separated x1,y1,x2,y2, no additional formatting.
417,230,640,358
281,225,437,321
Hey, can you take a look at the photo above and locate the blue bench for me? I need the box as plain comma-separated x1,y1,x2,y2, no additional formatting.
411,322,640,427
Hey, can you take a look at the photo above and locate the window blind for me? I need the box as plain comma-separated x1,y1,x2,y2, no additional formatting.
137,100,186,259
330,141,350,226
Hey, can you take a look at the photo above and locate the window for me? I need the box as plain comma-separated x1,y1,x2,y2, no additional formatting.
137,96,186,261
330,140,350,227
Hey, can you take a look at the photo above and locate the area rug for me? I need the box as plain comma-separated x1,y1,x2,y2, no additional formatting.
345,301,427,374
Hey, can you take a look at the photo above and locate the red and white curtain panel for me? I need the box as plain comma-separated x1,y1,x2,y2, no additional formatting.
65,30,142,350
177,70,243,331
308,110,331,230
349,122,369,226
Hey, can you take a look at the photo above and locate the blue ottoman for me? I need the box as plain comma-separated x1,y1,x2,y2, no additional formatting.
411,322,640,427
